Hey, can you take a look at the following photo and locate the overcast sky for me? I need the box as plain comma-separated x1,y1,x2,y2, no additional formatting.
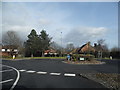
2,2,118,49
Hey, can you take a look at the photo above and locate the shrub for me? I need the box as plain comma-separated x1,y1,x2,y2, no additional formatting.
2,55,12,58
72,54,95,61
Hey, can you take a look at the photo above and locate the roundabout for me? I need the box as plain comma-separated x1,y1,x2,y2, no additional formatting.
62,60,106,65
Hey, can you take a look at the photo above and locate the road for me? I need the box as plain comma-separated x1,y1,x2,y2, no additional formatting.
1,59,119,89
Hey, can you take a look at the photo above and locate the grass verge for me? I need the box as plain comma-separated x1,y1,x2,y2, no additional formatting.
2,57,66,60
81,73,120,90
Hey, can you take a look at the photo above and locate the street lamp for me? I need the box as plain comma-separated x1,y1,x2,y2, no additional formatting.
61,32,62,57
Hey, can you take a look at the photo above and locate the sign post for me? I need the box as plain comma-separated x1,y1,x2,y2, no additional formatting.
13,55,15,59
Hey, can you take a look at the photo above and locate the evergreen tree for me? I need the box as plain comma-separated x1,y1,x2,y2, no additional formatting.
25,29,41,57
25,29,52,57
40,30,52,56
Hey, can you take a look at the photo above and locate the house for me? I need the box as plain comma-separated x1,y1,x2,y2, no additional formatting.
77,42,95,54
44,47,58,57
1,45,18,57
69,48,79,54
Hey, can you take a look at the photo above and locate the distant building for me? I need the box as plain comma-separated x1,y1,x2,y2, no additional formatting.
1,45,18,57
69,42,95,54
44,47,58,57
77,42,95,54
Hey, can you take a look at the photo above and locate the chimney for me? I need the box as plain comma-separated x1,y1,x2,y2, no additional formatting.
87,42,90,45
94,43,97,47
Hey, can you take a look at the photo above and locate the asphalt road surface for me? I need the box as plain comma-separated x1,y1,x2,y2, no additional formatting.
1,59,119,89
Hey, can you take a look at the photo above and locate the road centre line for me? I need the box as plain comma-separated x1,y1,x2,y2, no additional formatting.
50,73,61,76
19,70,26,72
0,79,13,84
26,70,36,73
36,71,47,74
0,69,13,72
64,73,76,77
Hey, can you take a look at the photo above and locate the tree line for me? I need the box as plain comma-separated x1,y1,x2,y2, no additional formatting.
2,29,120,59
2,29,52,57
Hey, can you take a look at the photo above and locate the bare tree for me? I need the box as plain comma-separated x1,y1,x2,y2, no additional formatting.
2,31,24,56
110,47,120,59
97,39,105,45
2,31,22,46
96,39,109,58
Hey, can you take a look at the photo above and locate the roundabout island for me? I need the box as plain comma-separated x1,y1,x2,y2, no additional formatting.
63,53,106,65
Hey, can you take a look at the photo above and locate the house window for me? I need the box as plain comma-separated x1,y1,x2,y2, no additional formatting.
2,49,5,52
14,49,18,52
7,49,10,52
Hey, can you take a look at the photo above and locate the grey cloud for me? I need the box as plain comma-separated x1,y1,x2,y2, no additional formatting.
63,27,108,47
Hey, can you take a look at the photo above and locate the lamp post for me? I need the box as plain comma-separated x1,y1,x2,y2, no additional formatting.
61,32,62,57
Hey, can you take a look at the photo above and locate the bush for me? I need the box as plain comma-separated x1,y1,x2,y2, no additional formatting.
2,55,12,58
72,54,95,61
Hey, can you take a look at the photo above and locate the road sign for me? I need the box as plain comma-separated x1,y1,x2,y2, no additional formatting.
80,58,85,61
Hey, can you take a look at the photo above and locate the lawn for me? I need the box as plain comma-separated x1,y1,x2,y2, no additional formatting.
2,57,66,60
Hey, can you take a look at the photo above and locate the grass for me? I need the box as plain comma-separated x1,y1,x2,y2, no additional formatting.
32,57,66,59
2,57,66,60
63,59,105,65
81,73,120,90
95,58,120,60
95,73,120,89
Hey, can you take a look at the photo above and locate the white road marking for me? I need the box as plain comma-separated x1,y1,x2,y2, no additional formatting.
50,73,61,76
26,70,36,73
19,70,26,72
0,69,13,72
0,79,13,84
36,71,47,74
1,64,20,90
64,73,76,77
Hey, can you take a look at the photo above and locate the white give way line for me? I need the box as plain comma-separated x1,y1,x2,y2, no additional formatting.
26,70,36,73
19,69,76,77
50,73,61,76
37,71,47,74
64,73,76,77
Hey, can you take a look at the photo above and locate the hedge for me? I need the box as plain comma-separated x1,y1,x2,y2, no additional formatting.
72,54,95,61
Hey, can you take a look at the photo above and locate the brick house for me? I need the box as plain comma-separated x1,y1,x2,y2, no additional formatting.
77,42,95,54
44,47,58,57
1,45,18,57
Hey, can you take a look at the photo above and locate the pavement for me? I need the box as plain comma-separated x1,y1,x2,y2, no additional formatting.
1,58,119,89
